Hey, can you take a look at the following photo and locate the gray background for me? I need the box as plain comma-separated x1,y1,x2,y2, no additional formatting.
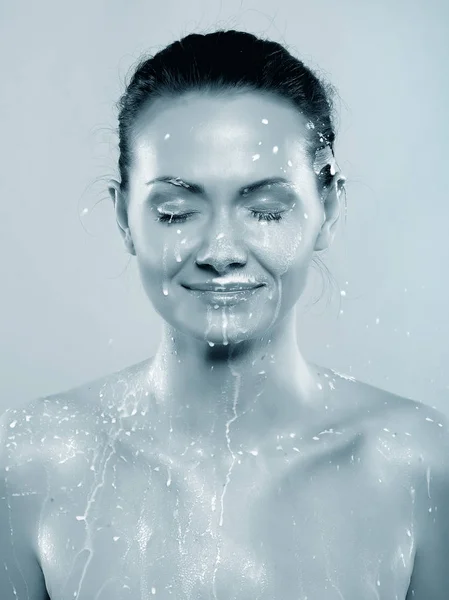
0,0,447,416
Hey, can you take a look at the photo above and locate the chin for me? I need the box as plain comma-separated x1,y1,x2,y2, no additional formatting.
180,322,255,346
165,311,280,348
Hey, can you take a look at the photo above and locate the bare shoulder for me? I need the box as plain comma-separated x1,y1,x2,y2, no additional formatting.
0,382,110,475
0,358,154,466
0,382,121,600
0,401,58,599
346,380,449,598
369,382,448,458
341,374,449,474
0,393,96,465
0,362,141,504
0,397,55,515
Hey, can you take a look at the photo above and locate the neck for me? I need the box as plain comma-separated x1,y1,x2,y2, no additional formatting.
145,310,323,447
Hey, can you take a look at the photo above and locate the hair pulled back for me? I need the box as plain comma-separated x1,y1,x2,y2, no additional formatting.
116,29,339,193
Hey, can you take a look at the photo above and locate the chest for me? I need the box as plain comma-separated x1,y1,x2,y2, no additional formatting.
37,431,416,600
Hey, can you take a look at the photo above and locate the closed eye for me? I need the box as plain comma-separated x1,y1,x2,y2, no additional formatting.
250,210,284,222
155,210,285,224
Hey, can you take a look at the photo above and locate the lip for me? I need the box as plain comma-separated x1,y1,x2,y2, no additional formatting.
183,285,264,305
183,283,264,292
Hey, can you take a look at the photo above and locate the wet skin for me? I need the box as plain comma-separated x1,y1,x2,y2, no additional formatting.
2,91,449,598
1,360,449,600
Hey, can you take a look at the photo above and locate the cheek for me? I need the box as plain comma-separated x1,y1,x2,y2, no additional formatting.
130,208,183,275
130,207,319,279
246,218,317,277
134,236,184,290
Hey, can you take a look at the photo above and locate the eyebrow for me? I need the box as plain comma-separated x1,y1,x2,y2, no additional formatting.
145,176,294,195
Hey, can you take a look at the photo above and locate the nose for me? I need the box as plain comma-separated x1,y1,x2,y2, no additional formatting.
195,213,248,274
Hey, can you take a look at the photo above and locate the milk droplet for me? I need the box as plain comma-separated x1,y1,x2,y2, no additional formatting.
272,146,279,154
81,208,89,216
252,154,260,161
164,133,170,140
208,341,215,347
262,118,269,124
340,290,346,297
287,160,293,167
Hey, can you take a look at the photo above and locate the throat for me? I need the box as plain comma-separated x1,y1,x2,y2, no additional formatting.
145,351,324,449
141,318,327,446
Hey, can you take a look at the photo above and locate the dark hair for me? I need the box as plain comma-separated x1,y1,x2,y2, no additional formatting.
116,29,340,194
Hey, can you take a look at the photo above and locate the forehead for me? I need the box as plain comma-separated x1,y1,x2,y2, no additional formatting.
131,91,314,186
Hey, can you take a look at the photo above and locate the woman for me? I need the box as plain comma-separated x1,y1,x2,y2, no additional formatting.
1,29,449,600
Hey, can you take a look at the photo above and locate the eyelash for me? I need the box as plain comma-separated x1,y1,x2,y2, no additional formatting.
156,210,284,224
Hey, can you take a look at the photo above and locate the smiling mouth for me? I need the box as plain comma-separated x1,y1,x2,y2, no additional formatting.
183,284,264,292
182,284,264,304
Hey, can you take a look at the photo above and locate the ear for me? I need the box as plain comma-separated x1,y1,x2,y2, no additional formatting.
314,173,346,251
108,179,136,256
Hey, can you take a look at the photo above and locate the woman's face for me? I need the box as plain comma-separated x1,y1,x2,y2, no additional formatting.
112,91,339,346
